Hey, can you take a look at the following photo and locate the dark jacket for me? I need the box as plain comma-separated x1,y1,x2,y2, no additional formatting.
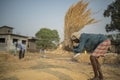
73,33,108,53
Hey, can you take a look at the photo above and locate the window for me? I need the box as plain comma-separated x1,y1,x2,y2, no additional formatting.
0,38,5,43
13,39,18,43
22,40,26,44
8,30,11,33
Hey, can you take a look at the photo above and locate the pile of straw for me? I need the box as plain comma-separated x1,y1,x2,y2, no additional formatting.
73,53,120,64
64,0,96,49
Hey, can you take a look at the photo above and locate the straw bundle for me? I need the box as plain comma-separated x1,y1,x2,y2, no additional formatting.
64,0,96,49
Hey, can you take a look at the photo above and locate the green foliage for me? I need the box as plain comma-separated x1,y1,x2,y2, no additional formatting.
104,0,120,32
106,33,120,54
35,28,60,49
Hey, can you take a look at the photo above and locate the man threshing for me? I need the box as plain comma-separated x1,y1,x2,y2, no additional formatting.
64,0,111,79
71,32,111,80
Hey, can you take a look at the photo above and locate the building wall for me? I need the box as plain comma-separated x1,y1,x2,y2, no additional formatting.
0,26,34,52
0,34,28,51
27,39,38,52
9,35,28,51
0,28,13,34
28,41,36,49
0,35,8,51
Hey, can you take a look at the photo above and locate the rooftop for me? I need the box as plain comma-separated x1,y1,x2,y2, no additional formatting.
0,26,14,29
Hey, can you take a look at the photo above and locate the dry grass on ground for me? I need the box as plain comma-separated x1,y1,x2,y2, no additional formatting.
0,51,120,80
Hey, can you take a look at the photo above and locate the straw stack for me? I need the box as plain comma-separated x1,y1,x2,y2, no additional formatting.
64,0,96,49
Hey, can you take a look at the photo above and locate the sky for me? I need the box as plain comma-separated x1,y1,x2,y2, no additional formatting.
0,0,114,41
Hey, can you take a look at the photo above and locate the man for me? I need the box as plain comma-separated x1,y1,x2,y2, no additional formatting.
17,41,26,59
71,32,111,80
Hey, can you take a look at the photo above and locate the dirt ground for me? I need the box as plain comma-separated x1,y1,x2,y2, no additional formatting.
0,51,120,80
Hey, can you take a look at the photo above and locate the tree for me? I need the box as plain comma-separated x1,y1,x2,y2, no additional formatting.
104,0,120,32
35,28,60,49
104,0,120,54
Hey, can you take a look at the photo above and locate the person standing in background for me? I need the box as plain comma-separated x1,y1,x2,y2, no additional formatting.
17,41,26,59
